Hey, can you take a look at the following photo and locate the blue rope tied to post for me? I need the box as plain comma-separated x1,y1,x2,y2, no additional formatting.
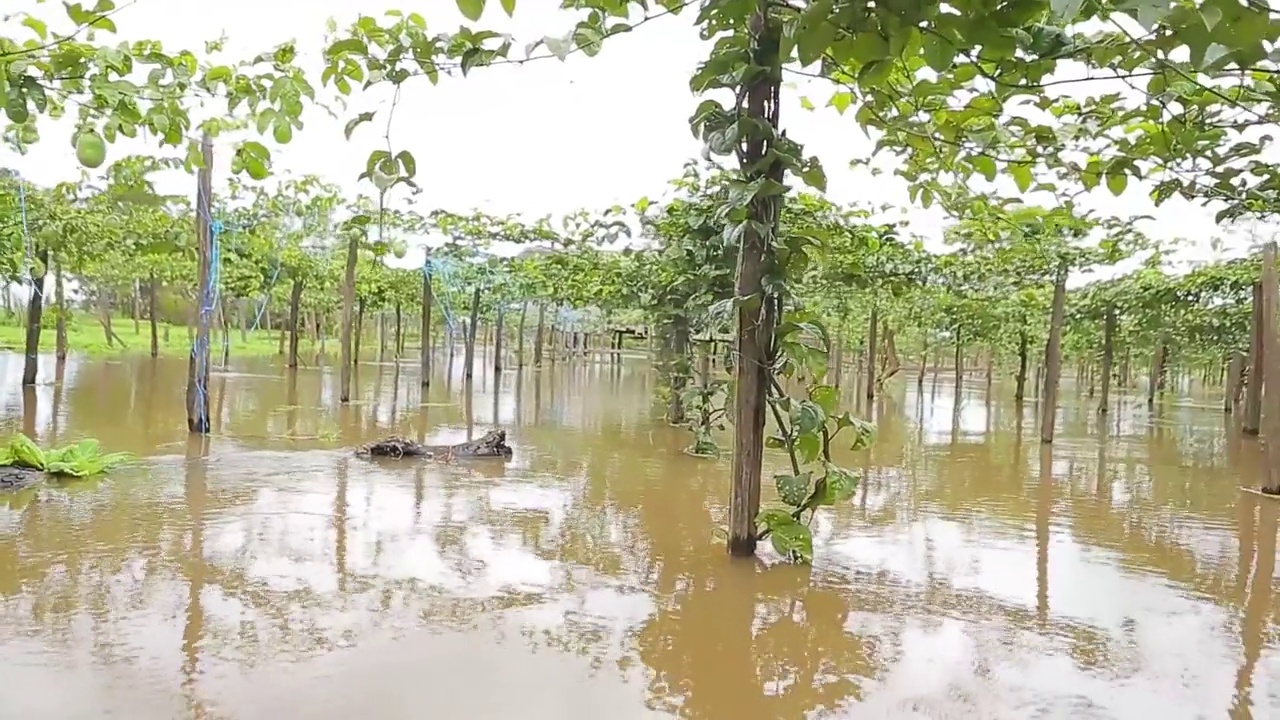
191,206,223,428
249,255,281,332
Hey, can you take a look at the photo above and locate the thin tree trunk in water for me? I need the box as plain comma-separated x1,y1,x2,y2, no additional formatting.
1099,307,1115,415
287,278,303,368
865,305,879,401
1015,330,1029,401
534,303,546,367
463,288,481,381
354,299,365,367
1260,242,1280,493
378,311,388,362
1147,343,1164,407
917,339,927,388
238,298,249,342
21,247,49,386
494,304,505,373
953,326,964,390
277,326,286,355
55,261,68,361
665,319,690,425
984,347,994,394
148,272,159,358
421,268,433,387
1040,264,1068,444
339,230,359,403
100,290,114,347
186,133,214,433
517,300,528,368
394,302,403,359
727,4,781,558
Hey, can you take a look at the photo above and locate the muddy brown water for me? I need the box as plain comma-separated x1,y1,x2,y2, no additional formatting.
0,351,1276,719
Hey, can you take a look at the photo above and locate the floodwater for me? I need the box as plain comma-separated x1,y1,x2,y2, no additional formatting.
0,350,1276,719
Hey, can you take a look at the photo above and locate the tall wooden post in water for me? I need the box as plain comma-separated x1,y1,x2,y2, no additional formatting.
420,262,433,388
1245,280,1265,435
1259,242,1279,493
1099,306,1115,415
185,132,214,434
1040,264,1067,444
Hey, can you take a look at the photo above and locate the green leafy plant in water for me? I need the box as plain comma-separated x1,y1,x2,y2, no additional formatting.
0,434,133,477
678,363,731,458
755,311,876,564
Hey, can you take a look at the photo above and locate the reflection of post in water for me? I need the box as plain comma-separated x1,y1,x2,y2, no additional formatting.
21,385,37,443
390,362,401,423
51,361,65,444
1094,427,1110,497
334,457,350,594
1036,444,1054,626
533,372,542,425
514,369,523,427
1235,494,1257,600
1232,495,1275,718
285,370,299,439
181,434,210,716
214,375,227,434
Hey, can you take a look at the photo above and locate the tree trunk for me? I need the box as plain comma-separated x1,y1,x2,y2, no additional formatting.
55,261,68,361
1227,352,1244,415
1040,264,1068,444
1148,343,1164,407
238,297,249,342
464,287,481,381
21,247,49,386
1099,307,1115,415
421,268,433,387
727,4,781,558
100,290,114,347
395,302,403,359
953,325,964,390
831,336,843,390
517,300,528,368
533,303,546,367
378,311,388,362
865,305,879,401
354,298,366,367
132,278,141,336
665,318,690,425
1245,280,1265,434
148,272,159,358
494,304,505,374
917,338,927,389
1014,329,1029,401
338,228,360,402
287,278,303,368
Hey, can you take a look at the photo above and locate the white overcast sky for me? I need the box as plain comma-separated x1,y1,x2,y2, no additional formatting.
1,0,1267,275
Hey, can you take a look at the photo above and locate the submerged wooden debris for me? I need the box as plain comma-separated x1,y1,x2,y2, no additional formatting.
356,428,513,460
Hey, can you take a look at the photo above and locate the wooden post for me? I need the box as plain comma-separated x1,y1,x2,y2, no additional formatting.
865,304,878,400
1260,242,1279,493
463,287,481,381
1226,353,1244,414
533,303,546,367
420,264,433,387
185,132,214,434
494,304,505,374
1245,280,1265,435
1040,263,1067,444
1099,307,1115,415
516,300,528,368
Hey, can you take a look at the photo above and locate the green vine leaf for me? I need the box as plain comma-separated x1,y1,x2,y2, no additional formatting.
775,472,812,506
456,0,486,22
